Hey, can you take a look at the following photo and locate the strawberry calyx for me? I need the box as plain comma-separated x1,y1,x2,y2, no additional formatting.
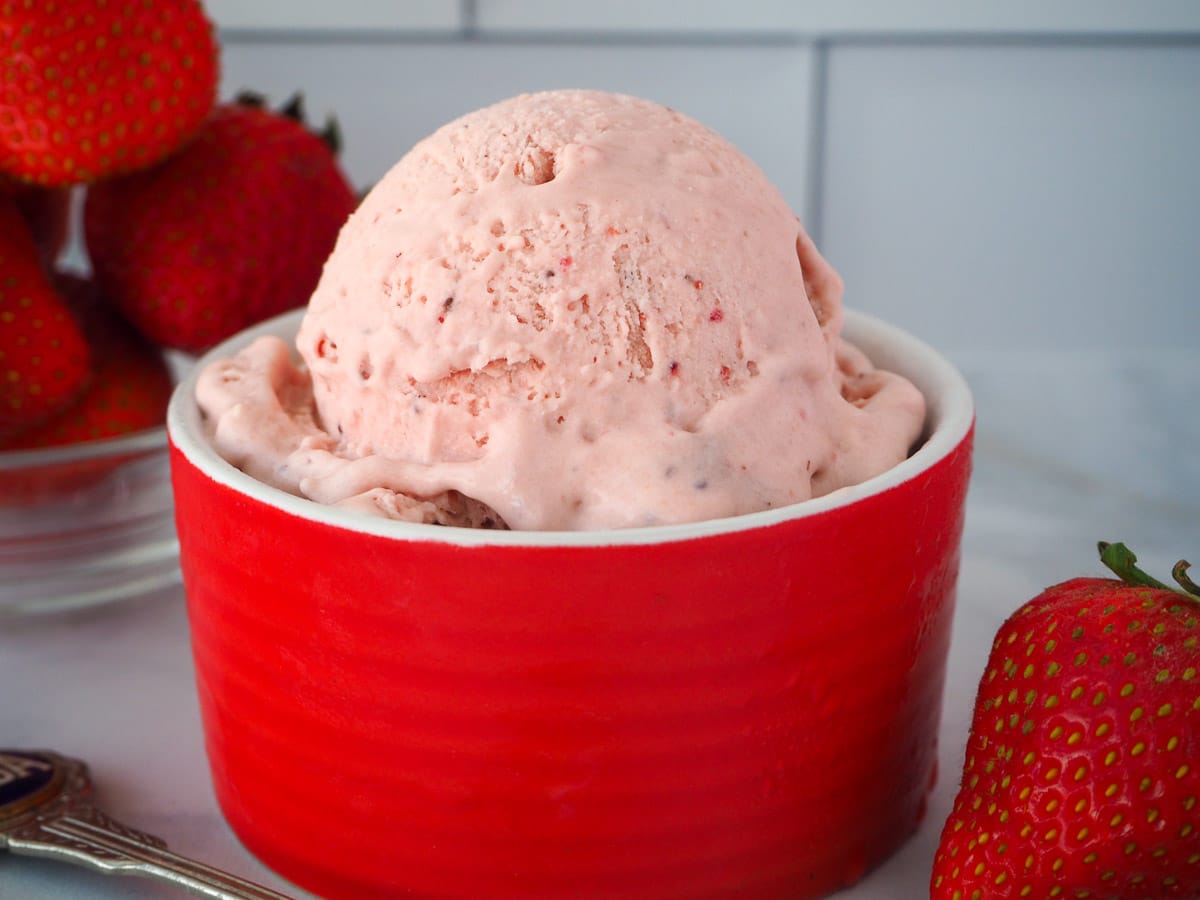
234,90,343,155
1098,540,1198,599
281,93,305,123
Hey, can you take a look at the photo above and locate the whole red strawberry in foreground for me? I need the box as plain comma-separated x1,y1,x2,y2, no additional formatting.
0,0,218,186
0,196,90,438
85,94,357,353
931,542,1199,899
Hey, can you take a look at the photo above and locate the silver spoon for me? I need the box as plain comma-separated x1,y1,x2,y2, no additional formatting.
0,749,293,899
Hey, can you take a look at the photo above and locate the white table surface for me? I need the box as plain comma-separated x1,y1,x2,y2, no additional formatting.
2,348,1197,899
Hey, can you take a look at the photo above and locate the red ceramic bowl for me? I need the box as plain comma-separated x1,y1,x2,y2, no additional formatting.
168,308,973,900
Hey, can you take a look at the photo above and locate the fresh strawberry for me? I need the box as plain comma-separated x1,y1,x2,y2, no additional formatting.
931,542,1200,899
1,278,171,450
0,196,90,439
0,0,218,186
84,94,357,353
0,274,172,505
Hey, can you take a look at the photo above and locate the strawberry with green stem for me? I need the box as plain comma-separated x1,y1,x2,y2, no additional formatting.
931,542,1200,899
84,92,357,353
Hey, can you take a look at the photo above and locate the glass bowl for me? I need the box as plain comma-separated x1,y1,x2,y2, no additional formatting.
0,346,192,616
0,425,179,616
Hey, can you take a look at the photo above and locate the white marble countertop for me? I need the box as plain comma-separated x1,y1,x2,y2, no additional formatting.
2,349,1197,899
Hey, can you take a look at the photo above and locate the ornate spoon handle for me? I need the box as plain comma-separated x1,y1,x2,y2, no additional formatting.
1,749,292,900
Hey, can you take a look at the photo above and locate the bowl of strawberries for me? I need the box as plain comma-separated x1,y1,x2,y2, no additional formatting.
0,245,181,614
0,0,357,614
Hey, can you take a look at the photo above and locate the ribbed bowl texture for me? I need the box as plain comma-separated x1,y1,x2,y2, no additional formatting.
168,308,973,899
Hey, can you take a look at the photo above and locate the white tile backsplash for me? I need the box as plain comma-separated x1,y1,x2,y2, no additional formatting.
215,3,1198,356
473,0,1200,36
474,0,806,34
208,1,1200,36
220,40,815,214
820,43,1200,355
206,0,462,32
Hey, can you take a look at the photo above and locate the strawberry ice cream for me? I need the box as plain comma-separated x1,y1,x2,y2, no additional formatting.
196,90,925,530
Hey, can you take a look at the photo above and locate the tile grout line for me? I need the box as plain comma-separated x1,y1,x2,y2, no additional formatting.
803,38,830,247
461,0,478,38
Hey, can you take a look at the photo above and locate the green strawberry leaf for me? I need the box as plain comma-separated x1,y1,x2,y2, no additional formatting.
1099,540,1198,599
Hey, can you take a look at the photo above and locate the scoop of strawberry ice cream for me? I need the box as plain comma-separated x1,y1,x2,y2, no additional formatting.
197,90,924,530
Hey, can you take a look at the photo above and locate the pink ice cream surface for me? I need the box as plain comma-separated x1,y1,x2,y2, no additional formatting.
196,90,925,530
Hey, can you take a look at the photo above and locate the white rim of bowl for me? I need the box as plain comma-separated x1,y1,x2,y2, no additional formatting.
168,308,974,548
